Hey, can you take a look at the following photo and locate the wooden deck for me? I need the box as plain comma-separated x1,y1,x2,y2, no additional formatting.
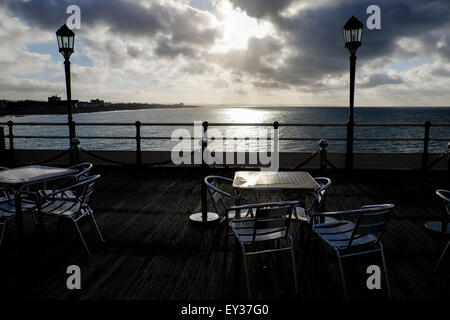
0,167,449,300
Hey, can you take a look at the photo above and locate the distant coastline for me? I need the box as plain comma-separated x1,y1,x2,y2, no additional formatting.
0,102,199,116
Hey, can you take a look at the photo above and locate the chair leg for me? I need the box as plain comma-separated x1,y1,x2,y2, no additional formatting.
303,225,313,254
300,227,313,277
434,240,450,272
242,250,252,299
72,219,91,256
380,243,392,299
290,244,299,295
32,213,39,225
0,221,7,247
89,213,106,242
334,248,348,300
441,274,450,293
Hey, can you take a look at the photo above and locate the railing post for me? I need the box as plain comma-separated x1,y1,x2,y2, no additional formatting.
7,121,14,167
319,139,328,170
422,121,431,169
345,121,354,170
72,136,80,164
0,126,5,166
201,121,208,220
70,121,77,165
447,143,450,176
0,126,5,151
189,121,218,223
135,121,142,165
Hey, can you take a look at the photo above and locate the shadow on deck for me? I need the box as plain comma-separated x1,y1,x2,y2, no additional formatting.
1,167,449,300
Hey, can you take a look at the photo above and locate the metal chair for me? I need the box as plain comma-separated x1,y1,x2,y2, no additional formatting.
39,163,93,198
293,177,332,224
228,201,299,298
310,204,394,299
0,185,39,248
204,176,249,224
0,167,9,201
69,162,93,180
434,189,450,271
38,174,105,256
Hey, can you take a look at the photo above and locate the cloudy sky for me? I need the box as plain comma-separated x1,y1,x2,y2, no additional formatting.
0,0,449,106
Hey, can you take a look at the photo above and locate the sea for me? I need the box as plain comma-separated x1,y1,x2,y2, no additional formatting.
0,106,449,153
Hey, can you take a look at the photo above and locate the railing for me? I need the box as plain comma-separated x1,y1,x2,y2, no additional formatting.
0,120,449,170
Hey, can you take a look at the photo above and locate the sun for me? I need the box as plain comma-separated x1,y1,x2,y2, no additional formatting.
213,1,271,51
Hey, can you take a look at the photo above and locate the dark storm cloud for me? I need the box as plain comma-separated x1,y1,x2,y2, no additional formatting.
252,81,290,90
2,0,165,35
3,0,450,92
431,68,450,78
0,77,61,93
228,0,294,18
127,45,142,58
181,61,214,75
227,0,450,87
2,0,220,58
154,36,197,58
360,73,403,88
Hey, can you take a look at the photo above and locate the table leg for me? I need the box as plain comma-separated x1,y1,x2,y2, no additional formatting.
14,191,24,250
235,197,241,219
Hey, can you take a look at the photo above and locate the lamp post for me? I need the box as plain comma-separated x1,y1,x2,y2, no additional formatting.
56,24,76,159
343,16,363,170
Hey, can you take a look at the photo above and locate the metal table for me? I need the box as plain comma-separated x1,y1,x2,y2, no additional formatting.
0,165,77,247
232,171,321,218
233,171,320,191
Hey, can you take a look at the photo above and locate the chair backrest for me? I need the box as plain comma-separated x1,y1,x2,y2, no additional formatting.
68,162,93,180
204,176,238,218
230,201,297,243
346,204,394,249
436,190,450,217
252,202,296,242
41,174,100,214
314,177,331,196
76,174,99,207
313,176,331,209
300,177,331,220
0,167,10,200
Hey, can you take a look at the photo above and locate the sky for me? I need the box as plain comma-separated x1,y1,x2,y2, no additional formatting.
0,0,449,106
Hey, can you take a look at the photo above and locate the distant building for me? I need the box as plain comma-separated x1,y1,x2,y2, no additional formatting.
77,101,89,108
90,99,104,107
77,99,107,108
48,95,61,104
0,100,8,109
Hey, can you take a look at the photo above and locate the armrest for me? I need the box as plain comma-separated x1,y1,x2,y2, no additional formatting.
39,186,76,200
311,204,394,218
229,200,299,211
437,190,450,202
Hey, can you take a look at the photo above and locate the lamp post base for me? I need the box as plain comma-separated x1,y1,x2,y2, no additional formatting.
189,212,220,224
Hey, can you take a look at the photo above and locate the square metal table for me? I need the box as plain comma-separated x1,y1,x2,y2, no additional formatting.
232,171,321,219
233,171,320,192
0,165,77,247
